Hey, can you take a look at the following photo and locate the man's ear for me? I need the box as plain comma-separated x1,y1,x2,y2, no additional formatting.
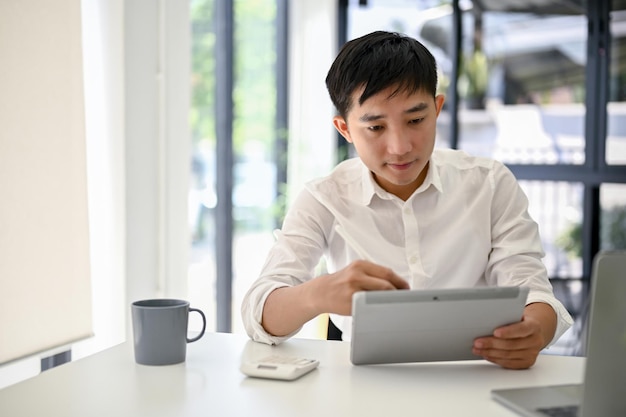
332,115,352,143
435,94,446,116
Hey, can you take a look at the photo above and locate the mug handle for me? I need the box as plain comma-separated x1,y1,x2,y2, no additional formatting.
187,307,206,343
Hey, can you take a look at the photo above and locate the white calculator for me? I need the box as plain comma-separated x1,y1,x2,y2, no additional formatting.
240,355,320,381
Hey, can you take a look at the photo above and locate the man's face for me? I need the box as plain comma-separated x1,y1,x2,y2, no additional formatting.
333,86,445,200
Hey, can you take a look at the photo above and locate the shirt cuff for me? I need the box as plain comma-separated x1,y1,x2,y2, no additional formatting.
526,292,574,347
241,282,302,345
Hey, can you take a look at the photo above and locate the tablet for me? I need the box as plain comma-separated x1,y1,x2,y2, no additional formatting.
350,286,529,365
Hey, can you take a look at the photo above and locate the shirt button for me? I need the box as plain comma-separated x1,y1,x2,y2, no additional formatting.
409,256,417,264
404,207,411,215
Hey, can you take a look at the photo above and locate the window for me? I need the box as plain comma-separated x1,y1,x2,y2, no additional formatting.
343,0,626,324
607,7,626,165
189,0,282,333
600,183,626,250
455,3,589,278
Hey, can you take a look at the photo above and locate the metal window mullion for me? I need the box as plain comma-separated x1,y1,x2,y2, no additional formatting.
336,0,349,162
215,0,234,333
275,0,289,229
448,0,462,150
581,1,610,280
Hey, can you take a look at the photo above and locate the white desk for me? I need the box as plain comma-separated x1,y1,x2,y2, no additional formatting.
0,332,584,416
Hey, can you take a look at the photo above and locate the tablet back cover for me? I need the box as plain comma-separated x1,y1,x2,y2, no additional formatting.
350,286,528,365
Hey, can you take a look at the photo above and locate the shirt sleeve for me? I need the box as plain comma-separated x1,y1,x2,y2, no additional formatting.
240,189,331,345
240,278,300,345
486,162,573,346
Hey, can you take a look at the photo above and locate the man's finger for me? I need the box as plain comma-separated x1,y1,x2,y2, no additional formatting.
493,320,534,339
355,261,410,290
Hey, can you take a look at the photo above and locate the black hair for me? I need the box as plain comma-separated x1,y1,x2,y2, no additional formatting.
325,31,438,118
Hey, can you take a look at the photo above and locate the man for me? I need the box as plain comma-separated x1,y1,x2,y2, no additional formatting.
241,31,572,369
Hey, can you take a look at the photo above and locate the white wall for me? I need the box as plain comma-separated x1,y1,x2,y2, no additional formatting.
124,0,190,310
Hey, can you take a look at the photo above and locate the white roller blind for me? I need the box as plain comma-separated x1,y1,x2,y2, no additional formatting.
0,0,93,364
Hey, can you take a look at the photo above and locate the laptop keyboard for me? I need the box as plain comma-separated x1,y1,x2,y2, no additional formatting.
536,405,579,417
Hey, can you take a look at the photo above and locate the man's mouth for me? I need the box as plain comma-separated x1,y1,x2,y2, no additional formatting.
387,160,416,170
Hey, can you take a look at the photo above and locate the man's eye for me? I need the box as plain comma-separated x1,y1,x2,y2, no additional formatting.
409,118,425,125
367,125,383,132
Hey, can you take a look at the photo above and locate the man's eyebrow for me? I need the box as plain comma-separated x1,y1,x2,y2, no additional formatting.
358,102,430,123
359,113,384,122
406,102,429,113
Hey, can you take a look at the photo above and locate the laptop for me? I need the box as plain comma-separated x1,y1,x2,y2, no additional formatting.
350,286,529,365
491,251,626,417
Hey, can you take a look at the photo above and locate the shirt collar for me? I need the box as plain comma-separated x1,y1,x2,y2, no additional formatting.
359,152,444,206
425,151,444,194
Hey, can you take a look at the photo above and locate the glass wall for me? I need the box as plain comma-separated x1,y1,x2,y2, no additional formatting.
519,181,584,277
600,183,626,250
189,0,217,331
187,0,626,334
189,0,281,333
345,0,626,287
596,0,626,260
607,5,626,165
454,3,588,277
457,11,587,165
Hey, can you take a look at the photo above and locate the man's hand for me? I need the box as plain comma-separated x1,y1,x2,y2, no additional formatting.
261,260,408,337
472,302,557,369
313,260,410,315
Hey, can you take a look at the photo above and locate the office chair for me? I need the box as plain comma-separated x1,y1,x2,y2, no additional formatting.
327,317,343,341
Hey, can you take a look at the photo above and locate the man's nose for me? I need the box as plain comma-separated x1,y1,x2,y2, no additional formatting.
386,127,412,155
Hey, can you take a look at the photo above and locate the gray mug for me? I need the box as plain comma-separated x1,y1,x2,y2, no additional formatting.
131,299,206,366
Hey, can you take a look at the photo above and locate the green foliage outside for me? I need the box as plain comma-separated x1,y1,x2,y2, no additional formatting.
602,205,626,250
557,205,626,258
190,0,216,146
190,0,284,233
463,50,488,99
233,0,277,156
190,0,276,155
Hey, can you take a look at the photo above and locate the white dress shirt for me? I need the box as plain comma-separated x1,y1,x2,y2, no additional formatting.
241,149,573,346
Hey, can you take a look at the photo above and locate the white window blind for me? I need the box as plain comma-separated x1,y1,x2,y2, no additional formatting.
0,0,93,364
